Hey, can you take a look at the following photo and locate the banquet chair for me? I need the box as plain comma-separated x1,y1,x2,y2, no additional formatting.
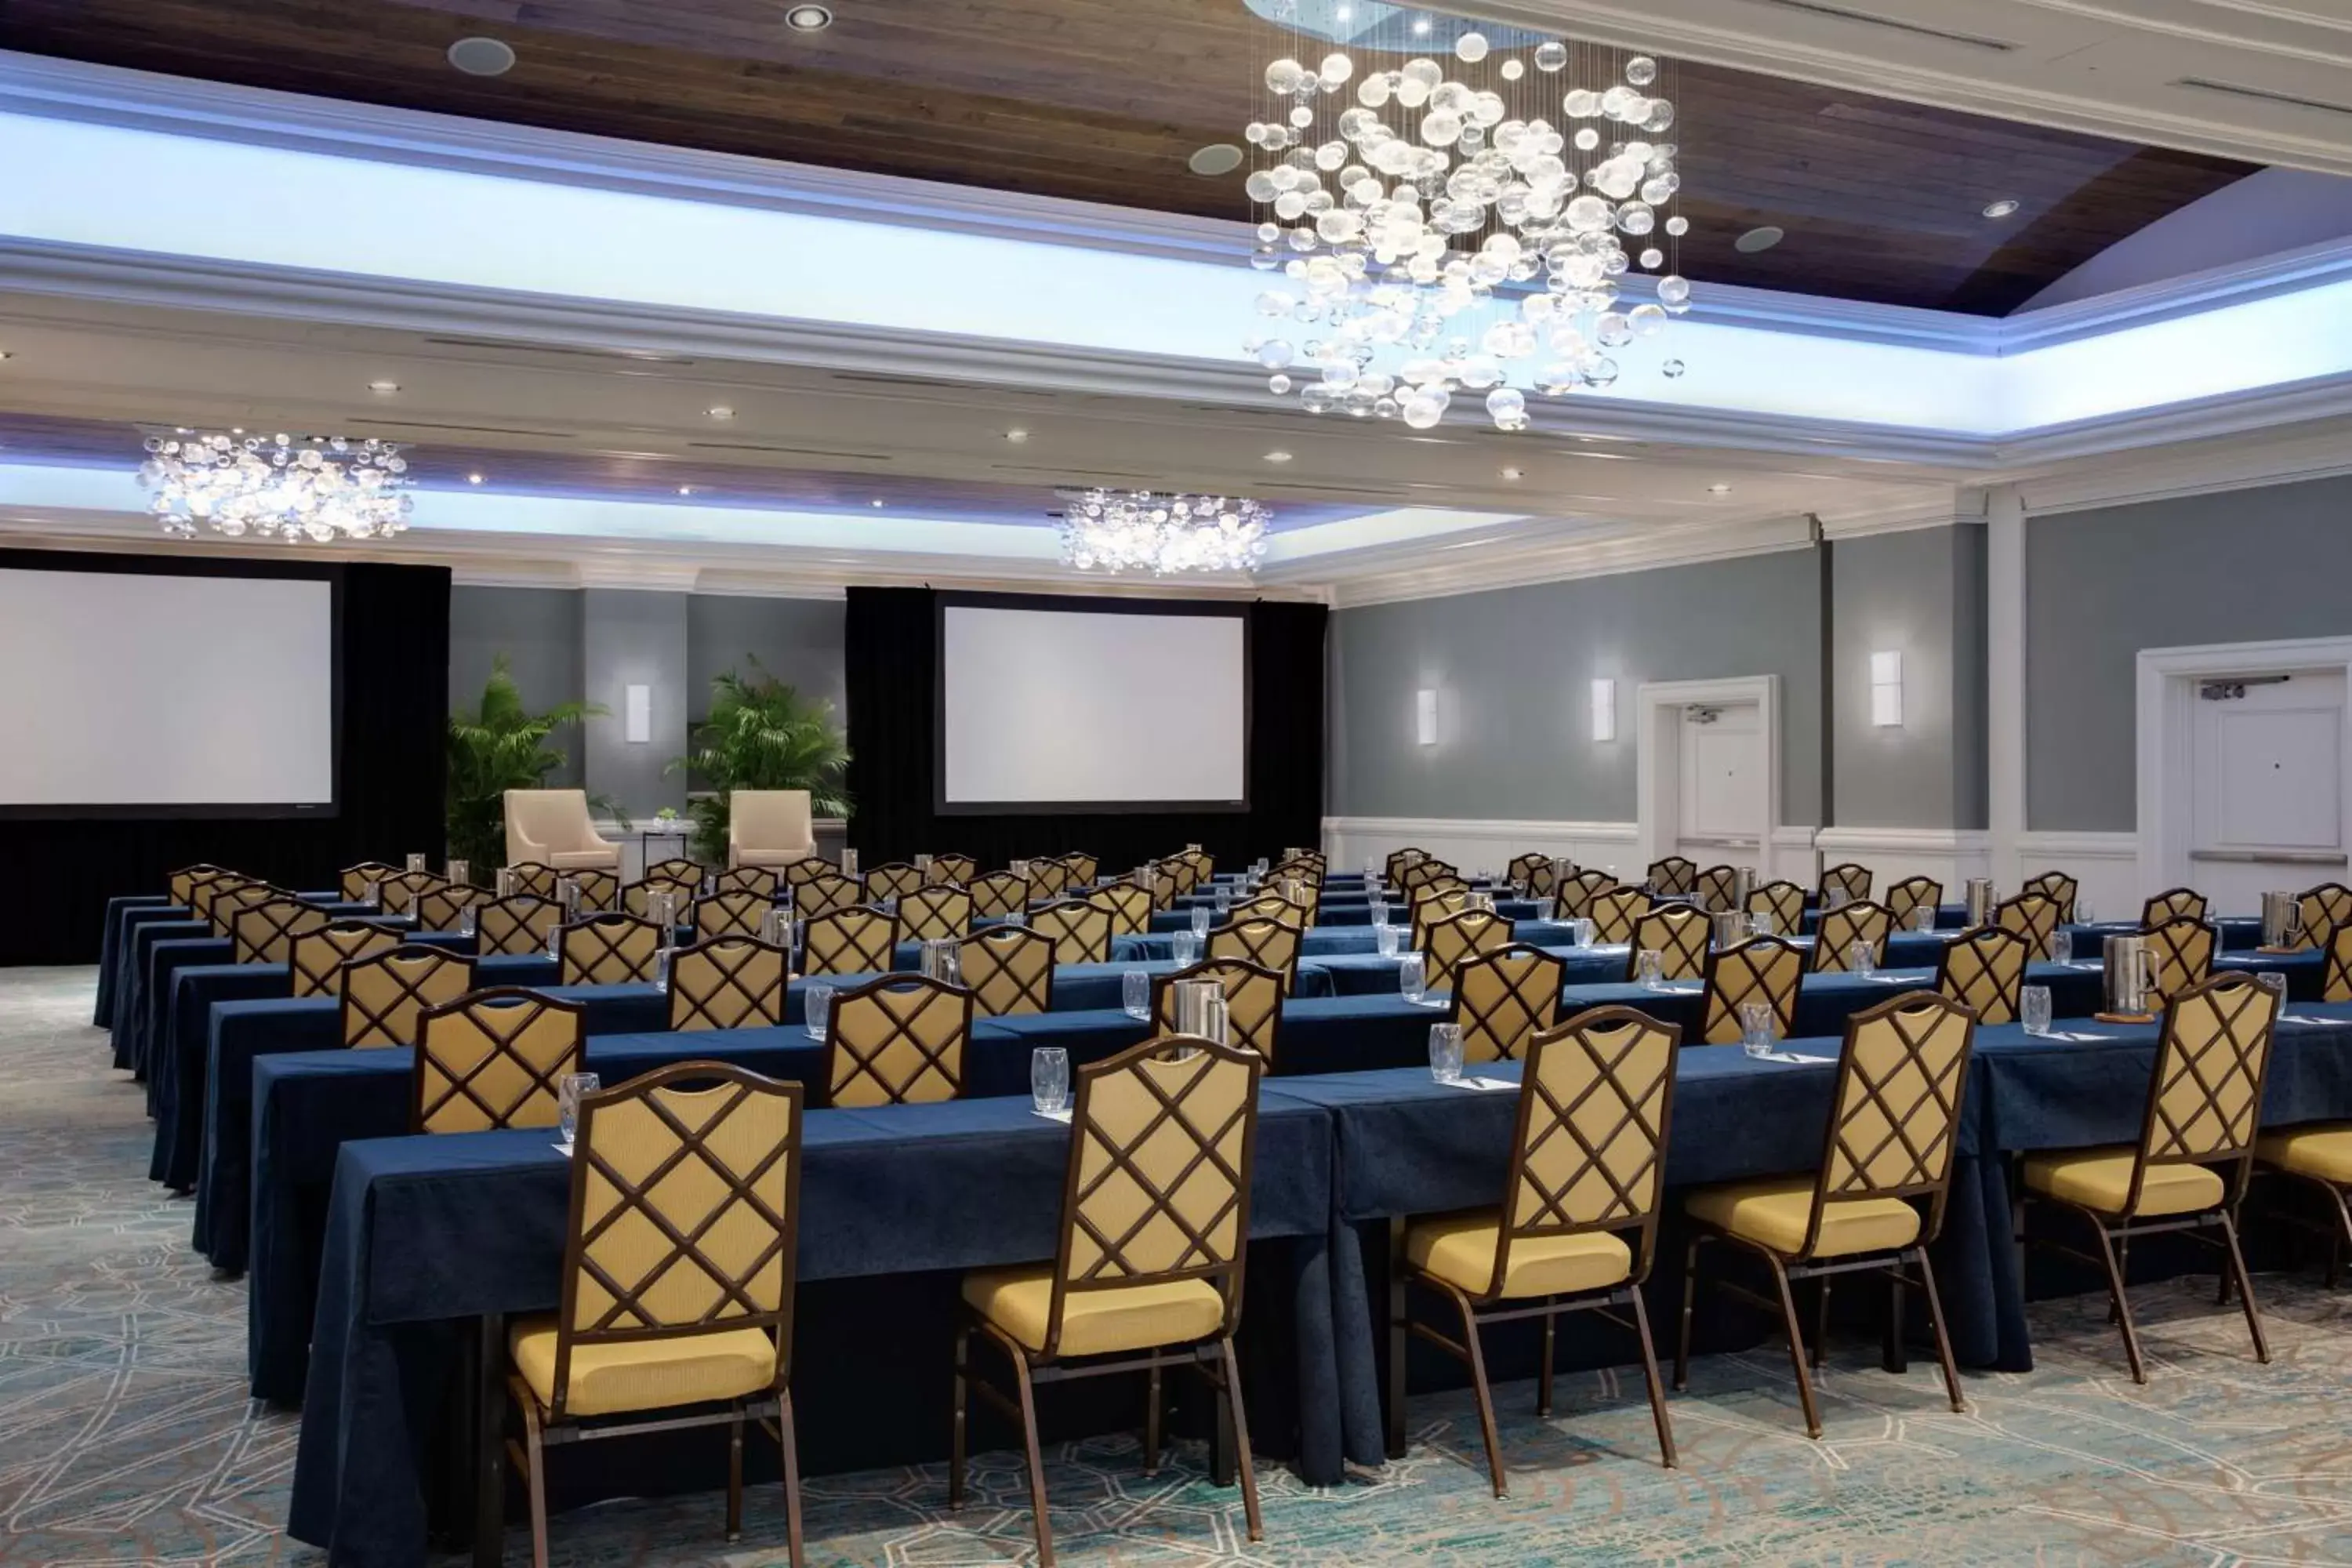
1677,990,1976,1436
1692,866,1740,914
2021,869,2079,924
1934,926,2030,1024
1087,883,1152,938
2294,882,2352,952
1272,855,1325,887
1556,869,1615,920
1171,851,1211,898
1152,957,1283,1064
557,913,664,986
1399,859,1461,897
669,937,790,1032
1385,847,1429,884
865,862,924,903
1136,861,1178,911
339,861,401,902
800,906,898,978
792,871,861,922
1208,917,1301,992
376,870,445,919
958,927,1055,1016
230,897,329,965
1810,900,1892,974
1626,905,1709,983
171,863,232,907
728,788,816,869
899,884,974,943
187,872,252,927
1885,876,1944,931
826,974,971,1107
1064,852,1100,887
1028,858,1075,900
1269,877,1322,925
477,895,562,957
2020,973,2278,1383
644,856,702,887
624,876,699,922
413,882,485,935
566,868,620,913
1646,856,1697,897
1031,899,1113,965
1395,1006,1679,1490
1425,909,1515,990
2142,886,2209,927
2325,923,2352,1004
779,855,834,890
1820,862,1873,906
1747,879,1806,937
1447,944,1563,1065
1409,890,1473,950
506,1062,807,1568
412,989,585,1134
970,871,1029,920
712,865,782,900
1588,887,1652,946
2253,1104,2352,1285
289,921,400,999
503,788,620,872
2144,916,2216,1004
953,1036,1264,1566
1699,935,1805,1044
693,890,771,943
1994,892,2061,957
341,946,477,1048
928,853,978,887
503,862,563,900
210,880,289,938
1505,852,1554,895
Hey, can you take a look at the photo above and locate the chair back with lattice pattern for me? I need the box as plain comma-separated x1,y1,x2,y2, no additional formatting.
1027,858,1074,899
898,884,972,943
1087,883,1152,937
1398,858,1461,897
2144,915,2216,1004
474,895,561,957
1646,855,1697,896
1407,888,1473,950
503,862,563,899
622,877,698,923
1690,865,1739,913
172,863,231,906
826,974,972,1107
800,906,897,977
1207,916,1301,992
1505,852,1552,895
1063,852,1100,887
341,946,477,1047
412,882,485,934
189,873,254,927
711,865,779,899
1588,887,1651,946
1627,903,1709,982
929,853,978,887
1820,862,1873,905
1424,909,1515,989
1933,926,2028,1024
550,1062,800,1421
1744,879,1805,935
414,988,585,1134
666,937,790,1031
1171,851,1212,898
1700,935,1805,1044
1385,848,1428,884
1233,891,1308,934
209,880,287,938
567,868,619,913
1811,899,1893,974
790,871,860,922
958,926,1055,1016
557,913,664,985
2296,882,2352,952
1483,1006,1679,1305
1789,989,1976,1256
969,870,1029,919
231,897,330,964
778,855,833,888
1039,1037,1261,1355
289,921,401,999
2021,869,2078,923
639,855,699,886
2127,973,2278,1210
1993,892,2060,956
376,870,446,919
1448,943,1563,1065
1883,876,1944,931
2326,923,2352,1004
691,890,769,942
1151,958,1282,1063
1556,869,1614,920
863,862,923,902
2141,886,2207,927
339,862,401,902
1031,898,1112,965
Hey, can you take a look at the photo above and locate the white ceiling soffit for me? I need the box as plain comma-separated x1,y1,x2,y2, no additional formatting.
1457,0,2352,176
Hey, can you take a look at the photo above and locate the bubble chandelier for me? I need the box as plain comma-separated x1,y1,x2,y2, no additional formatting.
1241,2,1691,432
141,429,413,543
1057,489,1272,575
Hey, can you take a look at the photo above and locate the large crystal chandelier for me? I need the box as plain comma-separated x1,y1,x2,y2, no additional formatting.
1243,3,1690,431
141,430,413,542
1058,489,1272,575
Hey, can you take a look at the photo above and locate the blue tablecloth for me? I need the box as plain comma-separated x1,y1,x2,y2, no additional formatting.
288,1094,1343,1566
1126,916,1578,960
96,894,172,1025
1551,963,2109,1040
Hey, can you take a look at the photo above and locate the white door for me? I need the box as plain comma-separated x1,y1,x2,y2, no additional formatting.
1677,702,1764,869
2188,668,2347,911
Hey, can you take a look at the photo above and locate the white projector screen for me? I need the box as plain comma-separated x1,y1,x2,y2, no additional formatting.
0,568,336,812
940,601,1247,810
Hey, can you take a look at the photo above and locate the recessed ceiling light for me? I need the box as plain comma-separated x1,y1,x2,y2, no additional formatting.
677,485,694,495
1411,16,1432,34
1983,198,2020,219
1501,466,1523,481
784,4,833,31
1264,450,1294,463
1188,143,1245,176
706,405,735,420
1708,483,1732,494
368,379,399,394
1335,3,1352,17
870,499,885,507
446,37,517,77
467,472,485,485
0,350,14,361
1734,225,1784,254
1004,428,1029,443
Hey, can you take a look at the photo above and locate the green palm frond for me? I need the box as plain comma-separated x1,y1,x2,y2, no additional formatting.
667,658,853,862
444,655,616,870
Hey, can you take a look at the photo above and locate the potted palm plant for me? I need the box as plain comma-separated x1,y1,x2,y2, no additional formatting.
445,655,619,872
669,660,852,863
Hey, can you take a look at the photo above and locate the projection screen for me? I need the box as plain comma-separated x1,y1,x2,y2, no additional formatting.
938,598,1248,812
0,566,337,815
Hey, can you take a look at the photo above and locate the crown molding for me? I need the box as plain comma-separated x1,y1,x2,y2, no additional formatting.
1324,512,1818,607
1813,490,1987,540
2012,416,2352,518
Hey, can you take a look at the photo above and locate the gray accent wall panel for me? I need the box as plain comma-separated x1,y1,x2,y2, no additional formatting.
583,589,691,818
686,596,848,721
1831,525,1988,830
1329,549,1823,824
448,586,586,787
2027,474,2352,831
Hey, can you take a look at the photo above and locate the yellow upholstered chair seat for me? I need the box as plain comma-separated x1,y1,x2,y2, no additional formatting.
1404,1210,1632,1299
2257,1124,2352,1184
960,1268,1226,1358
1685,1178,1921,1257
507,1316,777,1418
2022,1148,2225,1216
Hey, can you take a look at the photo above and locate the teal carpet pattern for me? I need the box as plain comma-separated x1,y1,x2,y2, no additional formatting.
6,964,2352,1565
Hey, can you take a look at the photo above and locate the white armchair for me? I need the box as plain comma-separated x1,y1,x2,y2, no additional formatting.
503,789,621,871
730,789,815,869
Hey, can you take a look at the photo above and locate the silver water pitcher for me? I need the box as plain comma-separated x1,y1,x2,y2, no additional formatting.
2263,891,2300,949
648,889,679,942
919,938,959,983
1733,866,1756,909
1171,978,1224,1041
839,847,860,877
2103,933,2161,1016
1965,878,1995,927
1712,910,1748,949
446,858,471,887
405,852,428,873
758,906,789,949
495,866,517,898
557,877,581,918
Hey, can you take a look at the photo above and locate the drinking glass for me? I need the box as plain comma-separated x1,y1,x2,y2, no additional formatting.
1191,906,1212,937
1399,953,1427,1006
1738,1000,1775,1058
2020,985,2053,1036
1368,897,1388,926
2048,930,2072,965
805,984,833,1043
1031,1047,1069,1116
546,923,562,960
459,906,477,938
1911,904,1936,931
446,858,470,887
1172,931,1201,966
1849,942,1874,979
1376,923,1400,958
1214,886,1232,913
1636,950,1664,989
2075,897,2096,924
1469,891,1495,914
405,852,428,873
1428,1022,1464,1084
1749,910,1773,938
1574,918,1597,949
1123,968,1151,1020
2257,970,2288,1007
557,1072,600,1150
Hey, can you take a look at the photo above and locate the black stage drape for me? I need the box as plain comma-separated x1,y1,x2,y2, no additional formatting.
844,586,1325,872
1,552,449,966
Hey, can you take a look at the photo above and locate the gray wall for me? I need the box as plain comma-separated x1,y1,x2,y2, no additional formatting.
449,586,586,787
1329,549,1824,824
583,589,691,818
1830,525,1988,829
686,596,847,723
2028,474,2352,831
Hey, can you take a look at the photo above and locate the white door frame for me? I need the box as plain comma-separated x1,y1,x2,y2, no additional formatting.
2136,634,2352,899
1636,674,1781,883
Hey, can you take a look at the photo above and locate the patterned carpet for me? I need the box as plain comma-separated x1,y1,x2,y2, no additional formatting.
7,965,2352,1566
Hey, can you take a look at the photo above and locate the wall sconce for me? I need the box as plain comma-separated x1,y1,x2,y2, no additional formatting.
1415,688,1439,746
1589,677,1616,742
624,684,652,744
1870,651,1904,728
